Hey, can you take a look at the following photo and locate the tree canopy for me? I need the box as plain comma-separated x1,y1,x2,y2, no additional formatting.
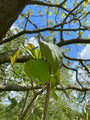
0,0,90,120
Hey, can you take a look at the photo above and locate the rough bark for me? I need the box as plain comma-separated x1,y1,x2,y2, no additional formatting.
0,84,90,91
0,49,31,64
0,0,29,41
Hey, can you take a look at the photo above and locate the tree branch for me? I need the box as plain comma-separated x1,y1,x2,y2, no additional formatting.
62,53,90,61
0,84,90,92
0,51,31,64
0,26,89,45
57,38,90,47
29,0,70,14
63,63,83,88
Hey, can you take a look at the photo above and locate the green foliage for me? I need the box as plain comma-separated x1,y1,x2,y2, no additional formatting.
39,40,63,73
77,31,83,37
25,59,50,84
47,11,51,16
27,43,35,50
25,40,63,86
61,12,65,18
0,93,84,120
51,69,60,88
83,1,88,7
72,20,78,25
51,91,58,101
10,49,19,66
27,43,41,59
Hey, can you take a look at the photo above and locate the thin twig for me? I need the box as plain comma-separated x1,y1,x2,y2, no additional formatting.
63,63,83,88
20,91,29,117
14,107,20,118
79,91,86,103
80,61,90,73
62,52,90,61
19,88,45,120
59,82,69,98
29,108,34,120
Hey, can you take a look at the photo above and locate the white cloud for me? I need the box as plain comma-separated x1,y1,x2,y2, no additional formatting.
78,44,90,59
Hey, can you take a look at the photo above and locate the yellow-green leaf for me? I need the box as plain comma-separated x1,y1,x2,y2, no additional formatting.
83,1,88,7
55,0,59,4
27,43,35,51
47,11,51,16
51,91,58,101
61,12,65,18
10,49,19,66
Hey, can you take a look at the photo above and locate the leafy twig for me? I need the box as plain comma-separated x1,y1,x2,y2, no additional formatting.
20,91,29,117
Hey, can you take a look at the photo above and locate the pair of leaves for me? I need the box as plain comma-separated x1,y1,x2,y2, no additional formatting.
39,40,63,73
25,59,50,84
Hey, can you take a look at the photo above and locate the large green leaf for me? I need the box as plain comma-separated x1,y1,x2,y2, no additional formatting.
39,40,63,73
24,59,50,84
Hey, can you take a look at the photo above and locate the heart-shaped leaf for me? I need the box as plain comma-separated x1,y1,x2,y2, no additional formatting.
24,59,50,84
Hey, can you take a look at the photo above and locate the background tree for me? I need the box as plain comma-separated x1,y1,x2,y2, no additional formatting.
0,0,90,120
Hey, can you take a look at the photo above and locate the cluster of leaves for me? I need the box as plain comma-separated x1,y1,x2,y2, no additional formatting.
24,40,63,86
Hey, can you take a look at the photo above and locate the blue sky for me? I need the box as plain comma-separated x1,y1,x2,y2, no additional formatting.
13,0,90,59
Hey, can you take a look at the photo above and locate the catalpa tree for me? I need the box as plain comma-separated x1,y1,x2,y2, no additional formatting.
0,0,90,120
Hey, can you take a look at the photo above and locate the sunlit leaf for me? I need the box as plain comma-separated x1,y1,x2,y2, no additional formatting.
55,0,59,4
51,91,58,101
47,11,51,16
76,31,83,37
24,59,50,84
61,12,65,18
54,10,58,14
32,49,42,59
10,49,19,66
30,9,33,15
47,19,54,26
54,69,60,81
39,11,43,16
83,1,88,7
72,20,78,25
39,40,63,73
27,43,35,51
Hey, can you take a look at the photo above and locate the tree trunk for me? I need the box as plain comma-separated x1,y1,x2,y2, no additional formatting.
0,0,29,41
